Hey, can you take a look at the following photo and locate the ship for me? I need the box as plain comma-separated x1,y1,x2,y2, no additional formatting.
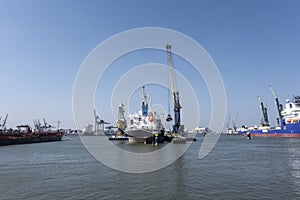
124,85,164,143
238,86,300,138
0,116,64,146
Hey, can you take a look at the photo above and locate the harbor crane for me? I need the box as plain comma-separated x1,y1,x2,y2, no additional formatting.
166,44,182,134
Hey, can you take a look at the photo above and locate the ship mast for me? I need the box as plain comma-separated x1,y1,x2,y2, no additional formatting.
258,96,269,126
269,85,283,123
166,44,182,134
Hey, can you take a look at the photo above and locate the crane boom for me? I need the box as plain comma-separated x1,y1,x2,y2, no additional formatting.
166,44,181,109
2,114,8,128
269,85,277,98
258,96,269,126
166,44,176,97
269,85,283,120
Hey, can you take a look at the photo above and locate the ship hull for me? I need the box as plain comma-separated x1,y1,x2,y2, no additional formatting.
0,133,64,146
240,133,300,138
239,122,300,138
126,129,155,143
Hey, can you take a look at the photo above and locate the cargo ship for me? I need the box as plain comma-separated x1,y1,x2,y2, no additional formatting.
117,85,164,143
238,86,300,138
0,117,64,146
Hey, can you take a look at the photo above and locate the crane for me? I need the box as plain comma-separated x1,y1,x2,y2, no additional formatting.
269,85,283,123
226,114,231,132
94,109,109,133
258,96,269,126
116,102,127,131
232,111,240,132
1,114,8,128
166,44,182,134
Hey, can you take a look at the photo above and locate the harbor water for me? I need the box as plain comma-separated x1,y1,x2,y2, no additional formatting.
1,135,300,200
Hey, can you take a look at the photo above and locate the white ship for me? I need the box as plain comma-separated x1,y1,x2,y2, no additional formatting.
117,86,163,143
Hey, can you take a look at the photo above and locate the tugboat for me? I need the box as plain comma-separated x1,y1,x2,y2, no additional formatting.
0,116,64,146
238,86,300,138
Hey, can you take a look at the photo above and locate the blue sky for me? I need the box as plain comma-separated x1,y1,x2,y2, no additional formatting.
0,0,300,130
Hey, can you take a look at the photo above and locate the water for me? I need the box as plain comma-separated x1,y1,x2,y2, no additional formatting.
1,135,300,200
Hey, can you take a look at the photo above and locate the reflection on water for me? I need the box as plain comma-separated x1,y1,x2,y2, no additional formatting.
79,135,191,173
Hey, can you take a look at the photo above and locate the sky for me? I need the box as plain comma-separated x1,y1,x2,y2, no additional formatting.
0,0,300,130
